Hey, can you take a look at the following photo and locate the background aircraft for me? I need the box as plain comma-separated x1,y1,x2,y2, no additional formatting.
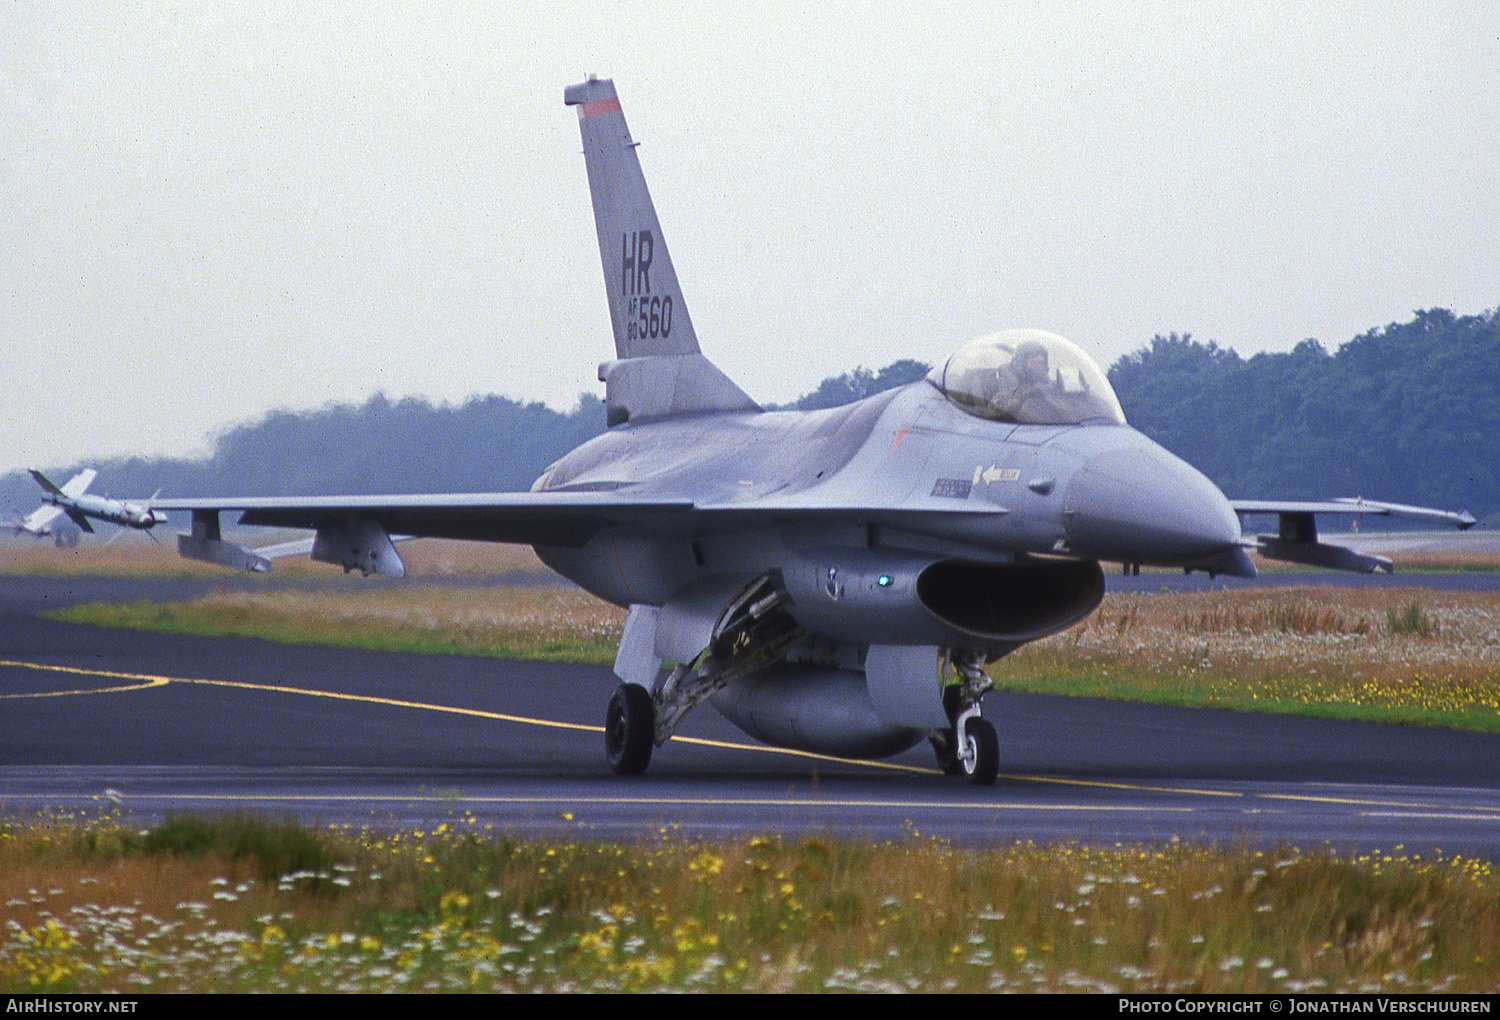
25,468,167,540
145,79,1473,784
7,469,95,546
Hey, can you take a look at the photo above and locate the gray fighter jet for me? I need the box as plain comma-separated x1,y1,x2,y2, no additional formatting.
150,79,1475,784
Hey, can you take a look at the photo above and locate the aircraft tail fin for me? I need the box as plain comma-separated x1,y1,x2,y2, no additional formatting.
29,470,63,498
565,78,758,424
31,468,97,500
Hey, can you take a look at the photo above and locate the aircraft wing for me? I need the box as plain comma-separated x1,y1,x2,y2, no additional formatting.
1231,497,1477,573
154,492,696,549
152,488,1008,574
18,504,65,535
1231,498,1476,529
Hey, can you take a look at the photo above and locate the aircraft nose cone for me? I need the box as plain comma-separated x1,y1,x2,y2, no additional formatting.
1062,442,1242,565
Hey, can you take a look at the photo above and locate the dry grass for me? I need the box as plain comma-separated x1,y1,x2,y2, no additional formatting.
196,584,624,659
1032,586,1499,674
22,534,1500,725
1390,549,1500,573
1005,587,1500,726
0,541,227,577
56,583,626,663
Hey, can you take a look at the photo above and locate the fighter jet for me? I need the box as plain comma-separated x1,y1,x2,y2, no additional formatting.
147,79,1475,784
26,468,167,538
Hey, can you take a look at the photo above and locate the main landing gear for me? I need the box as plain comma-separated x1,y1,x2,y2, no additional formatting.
930,652,999,785
605,577,799,777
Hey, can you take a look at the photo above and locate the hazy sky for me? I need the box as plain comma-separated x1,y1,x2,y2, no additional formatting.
3,2,1496,478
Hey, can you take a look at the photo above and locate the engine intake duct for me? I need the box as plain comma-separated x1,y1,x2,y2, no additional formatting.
784,549,1104,645
917,558,1104,642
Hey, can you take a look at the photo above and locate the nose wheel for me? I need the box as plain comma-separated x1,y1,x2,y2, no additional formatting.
605,684,655,775
953,709,999,785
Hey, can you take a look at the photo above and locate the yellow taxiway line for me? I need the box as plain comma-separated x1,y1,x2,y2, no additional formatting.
8,656,1494,818
0,657,924,774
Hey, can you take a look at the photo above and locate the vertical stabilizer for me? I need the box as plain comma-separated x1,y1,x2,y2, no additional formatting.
565,77,699,359
565,78,757,424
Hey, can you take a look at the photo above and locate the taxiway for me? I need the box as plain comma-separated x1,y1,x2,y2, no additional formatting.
2,571,1497,852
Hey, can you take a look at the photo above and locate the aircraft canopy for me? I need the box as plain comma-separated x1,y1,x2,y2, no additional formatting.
928,330,1126,427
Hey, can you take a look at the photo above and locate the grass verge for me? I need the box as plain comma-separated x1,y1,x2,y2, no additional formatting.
47,585,623,665
3,813,1497,993
998,587,1500,732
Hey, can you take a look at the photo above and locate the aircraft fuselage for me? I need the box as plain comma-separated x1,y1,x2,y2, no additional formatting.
534,379,1243,633
42,491,166,532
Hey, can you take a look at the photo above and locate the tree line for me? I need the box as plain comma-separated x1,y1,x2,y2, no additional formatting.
1107,308,1498,521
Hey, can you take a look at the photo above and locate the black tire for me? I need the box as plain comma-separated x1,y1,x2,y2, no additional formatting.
605,684,654,775
960,717,999,786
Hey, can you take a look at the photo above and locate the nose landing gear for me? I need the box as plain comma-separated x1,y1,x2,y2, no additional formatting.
953,707,999,785
931,651,999,785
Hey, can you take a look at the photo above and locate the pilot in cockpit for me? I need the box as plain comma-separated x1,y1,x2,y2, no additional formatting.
1012,339,1050,391
986,339,1052,420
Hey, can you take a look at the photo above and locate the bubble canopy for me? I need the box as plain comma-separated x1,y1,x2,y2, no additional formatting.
927,329,1126,427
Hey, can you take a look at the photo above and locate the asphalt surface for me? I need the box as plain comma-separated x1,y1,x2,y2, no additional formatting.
2,570,1498,853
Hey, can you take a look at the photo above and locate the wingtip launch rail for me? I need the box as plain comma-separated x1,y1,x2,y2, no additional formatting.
1232,498,1478,574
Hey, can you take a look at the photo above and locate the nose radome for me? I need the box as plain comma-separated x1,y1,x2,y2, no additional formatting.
1062,443,1242,565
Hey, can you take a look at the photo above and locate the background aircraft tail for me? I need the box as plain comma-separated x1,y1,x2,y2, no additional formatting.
31,468,96,499
565,78,757,425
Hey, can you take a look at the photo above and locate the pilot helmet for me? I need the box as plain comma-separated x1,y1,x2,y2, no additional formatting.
1012,340,1050,384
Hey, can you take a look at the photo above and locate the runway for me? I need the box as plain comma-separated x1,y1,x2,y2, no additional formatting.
2,572,1498,852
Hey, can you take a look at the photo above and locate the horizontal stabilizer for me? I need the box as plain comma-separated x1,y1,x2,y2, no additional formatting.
250,536,317,560
63,508,95,534
28,470,63,497
599,355,759,426
18,505,64,534
60,469,98,499
30,468,99,500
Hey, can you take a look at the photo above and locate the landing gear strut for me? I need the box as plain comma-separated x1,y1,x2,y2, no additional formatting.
605,684,655,775
932,651,998,785
604,576,801,777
